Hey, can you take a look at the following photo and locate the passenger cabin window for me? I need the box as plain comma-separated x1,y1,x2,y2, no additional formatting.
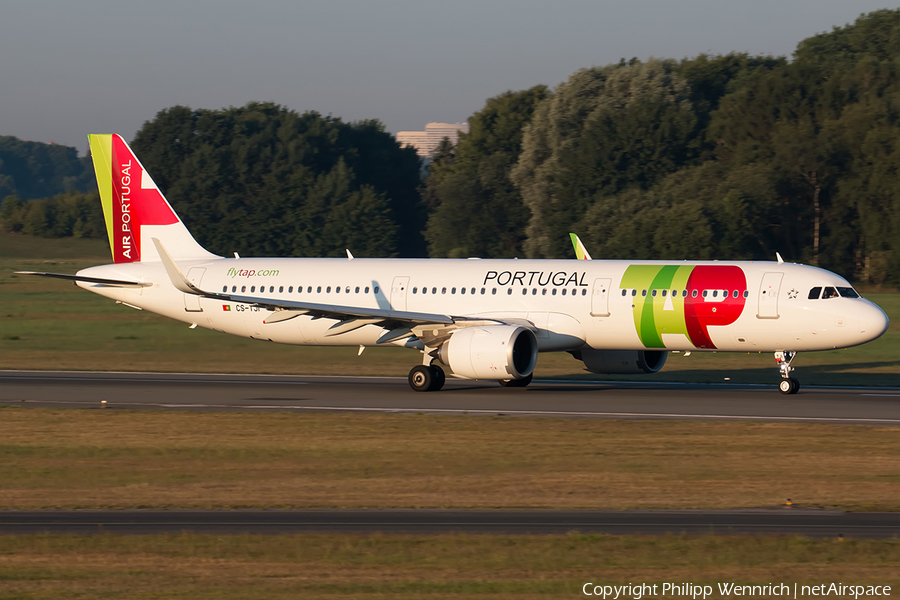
822,287,839,299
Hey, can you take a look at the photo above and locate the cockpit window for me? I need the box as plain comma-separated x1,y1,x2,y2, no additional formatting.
822,287,839,299
808,287,821,300
837,287,860,299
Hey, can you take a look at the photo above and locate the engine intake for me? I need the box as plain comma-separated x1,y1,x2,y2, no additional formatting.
574,349,667,374
439,325,538,380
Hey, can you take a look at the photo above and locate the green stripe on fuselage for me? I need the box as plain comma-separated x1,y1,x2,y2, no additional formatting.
621,265,693,348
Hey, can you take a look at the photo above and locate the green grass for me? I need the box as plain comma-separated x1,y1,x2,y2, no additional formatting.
2,409,899,511
0,534,897,599
1,231,898,384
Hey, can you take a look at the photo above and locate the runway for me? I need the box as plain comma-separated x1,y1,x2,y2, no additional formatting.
1,370,899,425
1,510,897,538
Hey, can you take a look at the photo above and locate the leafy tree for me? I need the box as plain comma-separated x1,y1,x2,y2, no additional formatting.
130,103,422,258
0,137,93,200
0,191,105,239
512,60,703,258
425,86,549,258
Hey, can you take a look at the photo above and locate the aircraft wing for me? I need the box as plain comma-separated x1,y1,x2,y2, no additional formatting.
152,238,463,341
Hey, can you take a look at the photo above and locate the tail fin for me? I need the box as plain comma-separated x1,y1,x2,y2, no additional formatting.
88,134,218,263
569,233,593,260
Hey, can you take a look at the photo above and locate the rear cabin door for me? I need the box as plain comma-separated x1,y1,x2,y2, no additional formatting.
391,276,410,311
184,267,205,312
590,277,612,317
757,272,783,319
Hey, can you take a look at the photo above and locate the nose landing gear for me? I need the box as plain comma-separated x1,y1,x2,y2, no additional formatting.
775,351,800,394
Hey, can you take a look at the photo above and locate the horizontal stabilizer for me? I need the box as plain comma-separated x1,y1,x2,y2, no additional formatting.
16,271,151,288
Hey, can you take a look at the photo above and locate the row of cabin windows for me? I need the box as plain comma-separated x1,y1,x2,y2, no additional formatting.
222,284,589,297
808,286,859,300
620,288,750,299
224,285,380,294
412,287,587,296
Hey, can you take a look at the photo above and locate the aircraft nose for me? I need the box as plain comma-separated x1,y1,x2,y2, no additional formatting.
858,300,889,341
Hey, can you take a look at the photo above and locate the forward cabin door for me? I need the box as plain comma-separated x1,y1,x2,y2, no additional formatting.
590,277,612,317
184,267,205,312
757,272,783,319
391,276,410,311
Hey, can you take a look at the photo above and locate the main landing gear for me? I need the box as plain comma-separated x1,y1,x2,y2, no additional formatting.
408,364,446,392
775,351,800,395
499,373,533,388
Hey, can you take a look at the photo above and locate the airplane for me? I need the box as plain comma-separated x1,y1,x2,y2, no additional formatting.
19,134,890,394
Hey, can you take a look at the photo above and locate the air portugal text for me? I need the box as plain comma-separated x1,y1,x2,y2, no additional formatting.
116,159,135,261
484,270,588,288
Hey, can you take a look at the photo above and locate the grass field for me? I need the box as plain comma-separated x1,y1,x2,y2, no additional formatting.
1,534,897,599
1,232,898,385
2,409,898,511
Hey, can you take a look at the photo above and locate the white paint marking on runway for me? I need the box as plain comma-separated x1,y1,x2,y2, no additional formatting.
235,404,900,424
6,399,899,425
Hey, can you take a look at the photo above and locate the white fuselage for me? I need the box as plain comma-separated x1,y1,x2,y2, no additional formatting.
77,257,889,355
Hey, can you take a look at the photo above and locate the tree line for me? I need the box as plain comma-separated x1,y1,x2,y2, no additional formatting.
1,10,896,284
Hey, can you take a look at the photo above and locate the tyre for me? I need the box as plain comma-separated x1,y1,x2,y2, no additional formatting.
778,378,793,395
408,365,433,392
429,365,446,391
499,373,533,388
789,377,800,394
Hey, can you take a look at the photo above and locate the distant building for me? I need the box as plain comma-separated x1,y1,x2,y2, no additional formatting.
396,122,469,158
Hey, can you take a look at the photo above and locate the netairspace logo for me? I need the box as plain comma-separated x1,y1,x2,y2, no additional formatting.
582,582,893,599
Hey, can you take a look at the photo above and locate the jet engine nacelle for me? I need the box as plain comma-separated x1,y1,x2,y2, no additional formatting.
439,325,538,380
575,348,667,374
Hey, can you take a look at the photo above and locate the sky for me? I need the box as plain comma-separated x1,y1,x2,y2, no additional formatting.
1,0,896,153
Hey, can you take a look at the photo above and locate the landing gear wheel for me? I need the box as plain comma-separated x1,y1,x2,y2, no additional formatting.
408,365,433,392
778,379,793,395
778,377,800,395
429,365,446,391
499,373,533,388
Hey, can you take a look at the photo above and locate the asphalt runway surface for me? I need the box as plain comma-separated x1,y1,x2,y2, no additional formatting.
1,370,899,425
3,371,898,538
1,510,897,538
